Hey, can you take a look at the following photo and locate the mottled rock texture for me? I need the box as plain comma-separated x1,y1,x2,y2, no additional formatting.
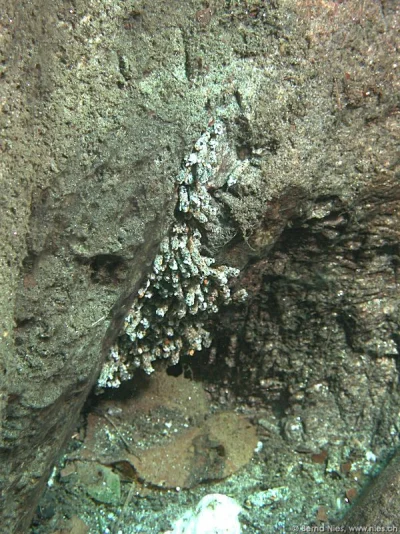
0,0,398,532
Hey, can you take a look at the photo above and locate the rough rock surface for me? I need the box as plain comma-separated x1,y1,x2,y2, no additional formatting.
342,449,400,530
0,0,398,532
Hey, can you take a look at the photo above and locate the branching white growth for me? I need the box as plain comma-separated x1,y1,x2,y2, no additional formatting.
98,121,247,388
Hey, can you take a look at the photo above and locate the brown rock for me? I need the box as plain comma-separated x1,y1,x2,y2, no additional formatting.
129,412,258,489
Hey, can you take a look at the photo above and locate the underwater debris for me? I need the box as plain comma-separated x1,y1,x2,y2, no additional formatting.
164,494,243,534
